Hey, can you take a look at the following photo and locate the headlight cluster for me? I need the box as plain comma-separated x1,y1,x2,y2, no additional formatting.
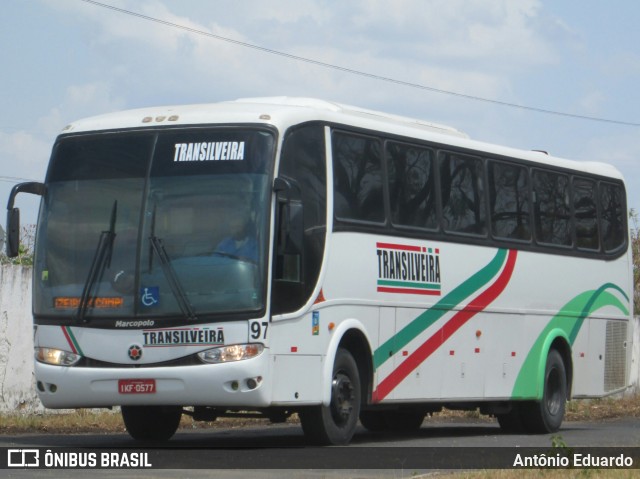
35,348,82,366
197,343,264,364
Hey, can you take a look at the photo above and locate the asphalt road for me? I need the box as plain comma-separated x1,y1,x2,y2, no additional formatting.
2,418,640,478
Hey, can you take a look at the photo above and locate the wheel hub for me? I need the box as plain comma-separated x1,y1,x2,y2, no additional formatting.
546,367,562,415
331,372,355,425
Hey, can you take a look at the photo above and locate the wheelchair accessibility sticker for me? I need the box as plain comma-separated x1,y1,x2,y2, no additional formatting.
140,287,159,307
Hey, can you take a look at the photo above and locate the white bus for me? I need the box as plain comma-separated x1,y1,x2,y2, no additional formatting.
6,97,632,445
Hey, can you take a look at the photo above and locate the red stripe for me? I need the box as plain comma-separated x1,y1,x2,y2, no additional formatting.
377,287,441,296
372,250,517,402
376,242,422,252
60,326,78,354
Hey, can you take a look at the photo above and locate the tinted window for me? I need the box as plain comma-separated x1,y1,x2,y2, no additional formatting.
275,123,327,313
141,129,274,317
332,131,384,223
48,133,152,182
488,160,531,241
533,170,571,246
600,182,625,252
386,141,437,230
573,177,600,251
439,152,486,236
152,129,272,177
35,129,276,320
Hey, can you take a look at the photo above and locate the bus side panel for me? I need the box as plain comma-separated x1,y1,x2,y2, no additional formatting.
270,354,324,405
572,314,631,398
585,318,607,395
376,307,397,400
476,313,527,400
389,307,445,401
570,317,592,397
320,232,632,405
270,306,379,405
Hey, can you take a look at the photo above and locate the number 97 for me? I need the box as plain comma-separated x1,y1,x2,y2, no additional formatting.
250,321,269,340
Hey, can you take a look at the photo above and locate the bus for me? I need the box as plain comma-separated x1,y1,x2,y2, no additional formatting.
6,97,632,445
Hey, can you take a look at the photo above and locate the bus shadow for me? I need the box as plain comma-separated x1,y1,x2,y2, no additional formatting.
351,423,503,444
2,421,589,449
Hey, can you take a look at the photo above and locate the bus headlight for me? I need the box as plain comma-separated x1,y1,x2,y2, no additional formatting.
35,347,82,366
197,343,264,364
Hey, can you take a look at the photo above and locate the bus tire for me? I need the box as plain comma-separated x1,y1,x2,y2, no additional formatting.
121,405,182,441
522,349,567,433
300,348,361,445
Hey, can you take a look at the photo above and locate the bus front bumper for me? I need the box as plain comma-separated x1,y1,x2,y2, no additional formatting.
34,352,271,409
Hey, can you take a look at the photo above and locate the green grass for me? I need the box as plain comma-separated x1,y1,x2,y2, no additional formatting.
438,471,640,479
2,394,640,434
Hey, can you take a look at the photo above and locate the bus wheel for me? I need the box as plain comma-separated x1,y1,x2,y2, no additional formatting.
121,405,182,441
522,349,567,433
300,348,361,445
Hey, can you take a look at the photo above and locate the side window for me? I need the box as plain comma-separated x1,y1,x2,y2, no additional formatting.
279,124,327,236
533,169,571,247
573,177,600,251
488,160,531,241
600,182,625,252
332,131,384,223
439,152,486,236
274,123,327,314
386,141,437,230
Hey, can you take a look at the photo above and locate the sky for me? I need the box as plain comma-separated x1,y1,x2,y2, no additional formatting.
1,0,639,229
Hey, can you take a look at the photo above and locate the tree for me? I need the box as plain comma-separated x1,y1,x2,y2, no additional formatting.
630,209,640,314
0,224,35,266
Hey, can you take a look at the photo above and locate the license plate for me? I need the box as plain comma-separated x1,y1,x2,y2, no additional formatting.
118,379,156,394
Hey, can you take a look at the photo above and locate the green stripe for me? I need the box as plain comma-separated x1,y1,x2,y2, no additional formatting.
569,282,628,343
512,283,629,399
373,249,508,370
65,326,84,356
377,280,441,290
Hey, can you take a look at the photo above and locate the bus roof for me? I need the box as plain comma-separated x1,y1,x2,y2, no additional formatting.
61,96,624,181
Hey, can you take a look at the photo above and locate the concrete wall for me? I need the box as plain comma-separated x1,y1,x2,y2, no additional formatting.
1,265,639,414
0,265,42,413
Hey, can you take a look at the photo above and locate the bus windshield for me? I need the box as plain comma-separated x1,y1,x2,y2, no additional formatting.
34,127,275,322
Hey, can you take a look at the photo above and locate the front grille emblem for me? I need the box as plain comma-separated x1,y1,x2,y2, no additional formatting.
128,344,143,361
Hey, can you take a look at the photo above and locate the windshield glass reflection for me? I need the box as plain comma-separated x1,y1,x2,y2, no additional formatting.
34,128,274,321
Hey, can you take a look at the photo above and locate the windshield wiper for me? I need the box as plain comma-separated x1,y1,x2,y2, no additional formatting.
149,235,198,321
76,200,117,323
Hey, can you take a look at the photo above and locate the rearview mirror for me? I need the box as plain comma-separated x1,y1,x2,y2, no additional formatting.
6,208,20,258
5,181,46,257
